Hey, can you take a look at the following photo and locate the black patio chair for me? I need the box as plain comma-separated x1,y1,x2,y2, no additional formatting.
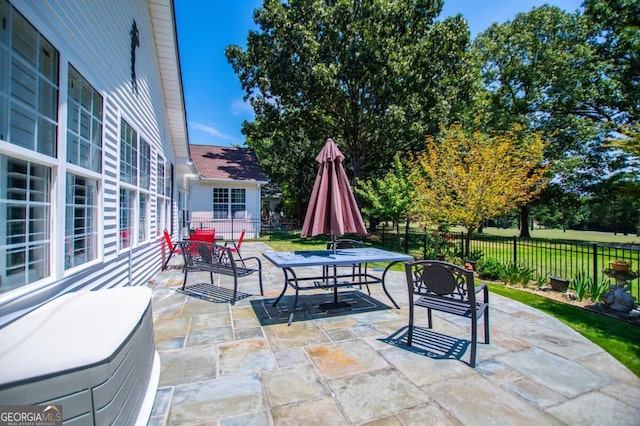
404,260,489,367
325,238,370,294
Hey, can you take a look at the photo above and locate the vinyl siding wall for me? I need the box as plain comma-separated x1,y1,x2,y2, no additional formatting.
0,0,185,325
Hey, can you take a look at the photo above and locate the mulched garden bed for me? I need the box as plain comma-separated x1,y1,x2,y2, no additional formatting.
483,279,640,326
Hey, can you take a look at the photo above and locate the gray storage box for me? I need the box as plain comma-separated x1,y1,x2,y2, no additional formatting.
0,287,160,425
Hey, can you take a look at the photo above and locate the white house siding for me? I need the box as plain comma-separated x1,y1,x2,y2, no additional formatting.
0,0,189,325
190,180,263,239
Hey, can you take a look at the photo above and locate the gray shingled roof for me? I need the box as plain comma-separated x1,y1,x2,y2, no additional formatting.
189,145,269,182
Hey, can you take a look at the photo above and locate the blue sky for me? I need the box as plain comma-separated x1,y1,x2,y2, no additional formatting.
175,0,584,147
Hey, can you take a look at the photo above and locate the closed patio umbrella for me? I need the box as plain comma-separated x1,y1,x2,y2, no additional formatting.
301,138,367,310
301,138,367,239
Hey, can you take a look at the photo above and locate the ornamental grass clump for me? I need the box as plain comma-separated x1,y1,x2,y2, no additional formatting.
502,261,535,287
570,270,590,301
476,257,504,280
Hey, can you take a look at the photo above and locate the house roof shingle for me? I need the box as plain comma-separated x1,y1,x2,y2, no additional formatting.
189,145,269,182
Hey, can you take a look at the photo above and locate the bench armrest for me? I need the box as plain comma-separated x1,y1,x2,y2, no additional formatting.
475,283,489,303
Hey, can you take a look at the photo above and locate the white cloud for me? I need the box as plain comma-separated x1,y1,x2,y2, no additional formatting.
190,122,238,142
231,98,254,117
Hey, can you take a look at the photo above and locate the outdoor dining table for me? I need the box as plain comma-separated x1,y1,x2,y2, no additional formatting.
263,247,413,325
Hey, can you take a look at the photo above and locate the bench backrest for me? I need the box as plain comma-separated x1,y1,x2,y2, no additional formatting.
405,260,476,306
180,241,237,270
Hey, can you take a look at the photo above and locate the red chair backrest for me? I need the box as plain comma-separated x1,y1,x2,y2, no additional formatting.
163,229,174,251
191,229,215,243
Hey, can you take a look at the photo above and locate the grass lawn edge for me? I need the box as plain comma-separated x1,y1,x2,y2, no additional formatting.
486,282,640,378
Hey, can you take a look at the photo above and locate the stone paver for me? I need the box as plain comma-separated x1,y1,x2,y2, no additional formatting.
168,375,265,424
546,391,640,426
497,347,611,398
149,242,640,425
426,375,564,425
306,339,389,379
330,369,430,424
263,364,330,407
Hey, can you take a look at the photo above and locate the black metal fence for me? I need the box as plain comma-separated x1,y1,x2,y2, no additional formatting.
187,218,263,240
375,226,640,288
226,220,639,299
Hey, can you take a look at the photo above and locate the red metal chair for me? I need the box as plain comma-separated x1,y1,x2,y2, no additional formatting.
162,230,182,270
225,230,245,265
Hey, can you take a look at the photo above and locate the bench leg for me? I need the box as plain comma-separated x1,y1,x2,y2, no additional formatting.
471,317,478,368
484,309,490,344
182,268,188,291
231,275,238,305
407,297,415,347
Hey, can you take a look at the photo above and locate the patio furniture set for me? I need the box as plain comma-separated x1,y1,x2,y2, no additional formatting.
165,229,490,367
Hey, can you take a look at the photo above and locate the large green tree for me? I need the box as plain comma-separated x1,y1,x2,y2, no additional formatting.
473,5,617,237
226,0,478,218
583,0,640,156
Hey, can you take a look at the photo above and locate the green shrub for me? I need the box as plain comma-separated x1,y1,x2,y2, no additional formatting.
467,249,484,261
570,270,590,301
502,261,535,287
534,272,550,289
477,257,504,280
589,277,610,303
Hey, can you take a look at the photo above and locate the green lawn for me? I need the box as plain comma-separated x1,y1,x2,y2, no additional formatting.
260,233,640,378
451,226,640,245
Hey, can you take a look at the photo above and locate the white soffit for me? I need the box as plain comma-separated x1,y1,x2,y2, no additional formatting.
148,0,190,162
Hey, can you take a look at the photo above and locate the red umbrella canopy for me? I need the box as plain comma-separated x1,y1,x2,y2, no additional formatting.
301,138,367,238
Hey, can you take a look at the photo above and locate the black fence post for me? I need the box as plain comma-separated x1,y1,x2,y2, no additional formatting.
460,232,465,258
592,243,598,285
382,223,386,247
513,236,517,264
404,219,410,254
423,231,427,260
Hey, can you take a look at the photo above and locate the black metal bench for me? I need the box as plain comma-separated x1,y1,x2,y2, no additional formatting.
178,241,263,304
405,260,489,367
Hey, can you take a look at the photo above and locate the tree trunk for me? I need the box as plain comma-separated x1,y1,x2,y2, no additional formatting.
519,205,531,238
404,219,410,254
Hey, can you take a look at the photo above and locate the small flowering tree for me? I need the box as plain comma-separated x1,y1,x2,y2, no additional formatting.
408,124,549,256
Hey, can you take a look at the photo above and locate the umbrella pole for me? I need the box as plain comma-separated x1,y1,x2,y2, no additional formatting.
332,234,338,303
333,264,338,304
319,234,351,312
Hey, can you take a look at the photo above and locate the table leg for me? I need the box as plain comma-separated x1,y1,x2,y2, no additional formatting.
381,261,401,309
272,267,293,307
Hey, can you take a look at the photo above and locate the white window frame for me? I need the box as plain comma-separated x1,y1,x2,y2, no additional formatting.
118,118,153,249
155,153,171,235
0,1,60,292
64,64,103,271
212,187,246,219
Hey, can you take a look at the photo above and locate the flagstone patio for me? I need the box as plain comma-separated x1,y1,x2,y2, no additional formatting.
147,242,640,425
